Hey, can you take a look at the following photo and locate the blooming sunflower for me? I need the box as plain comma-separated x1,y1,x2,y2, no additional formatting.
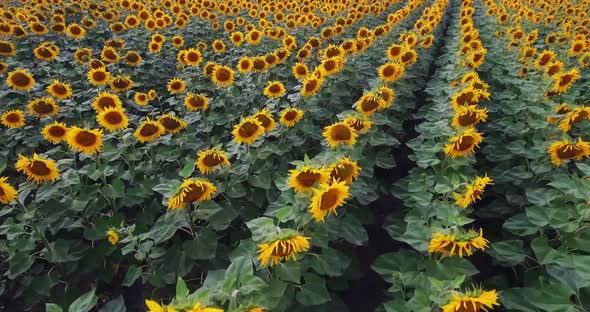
230,31,244,46
301,76,323,97
548,137,590,166
67,127,104,155
47,80,73,100
196,148,231,174
545,60,564,77
441,289,499,312
66,23,86,39
0,40,16,57
0,177,17,204
343,116,372,134
1,110,25,128
251,57,268,72
34,45,58,61
148,41,162,54
97,107,128,132
263,81,286,98
279,108,304,127
148,90,157,100
253,109,276,132
106,229,119,245
124,51,142,66
167,78,186,94
232,117,265,144
42,121,68,144
212,39,226,53
101,46,120,63
92,92,122,112
184,48,202,66
211,65,235,87
6,69,35,91
167,179,217,209
444,129,484,158
378,62,405,83
323,122,357,148
378,86,395,108
157,114,187,134
27,97,58,117
355,92,386,116
288,166,330,193
552,68,580,94
451,86,485,110
133,92,149,106
134,118,165,143
0,61,8,74
309,180,351,222
15,153,60,183
452,105,488,128
110,76,134,93
87,67,110,86
558,107,590,132
257,233,311,266
237,57,253,73
171,35,184,48
329,158,361,184
184,93,209,111
292,62,309,80
246,29,263,45
319,57,344,76
89,59,106,70
454,175,494,208
534,49,555,69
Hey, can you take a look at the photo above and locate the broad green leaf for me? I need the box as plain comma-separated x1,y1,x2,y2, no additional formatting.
68,289,97,312
176,277,189,299
296,274,330,306
46,303,63,312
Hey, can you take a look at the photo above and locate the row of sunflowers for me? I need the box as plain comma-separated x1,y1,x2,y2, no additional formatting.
0,0,589,311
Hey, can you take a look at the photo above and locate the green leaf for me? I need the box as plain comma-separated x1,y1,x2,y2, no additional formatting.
8,252,35,279
122,266,142,287
68,289,97,312
184,228,217,260
245,217,276,242
223,256,253,294
98,296,125,312
489,240,526,266
46,303,63,312
296,274,330,306
176,277,189,299
240,275,268,295
310,247,351,277
179,160,195,178
276,261,301,283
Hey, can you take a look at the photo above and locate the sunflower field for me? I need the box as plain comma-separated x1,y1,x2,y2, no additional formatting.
1,0,590,311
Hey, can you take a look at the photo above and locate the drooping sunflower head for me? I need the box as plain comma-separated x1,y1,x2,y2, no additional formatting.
548,137,590,166
292,62,309,80
309,180,351,222
87,66,111,86
441,288,499,312
27,97,58,117
377,85,396,108
319,57,344,76
452,105,488,128
196,148,231,174
279,107,304,127
42,121,68,144
355,92,386,116
92,91,122,112
552,68,580,95
108,75,133,93
454,175,494,208
257,233,311,266
15,153,60,183
134,118,166,143
211,65,235,87
451,86,483,109
444,128,484,158
167,179,217,209
203,61,217,78
0,177,17,204
33,44,58,61
237,57,253,73
263,81,286,98
0,61,8,74
323,121,358,148
400,48,418,66
6,69,35,91
329,158,361,184
157,114,187,134
288,166,330,193
251,57,268,72
1,110,25,128
97,107,129,132
232,117,265,144
545,60,564,77
67,127,104,155
88,59,106,70
167,78,186,94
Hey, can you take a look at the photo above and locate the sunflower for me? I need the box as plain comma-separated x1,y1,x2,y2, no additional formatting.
319,57,344,76
309,180,350,222
66,23,86,39
110,76,134,93
230,31,244,45
451,86,485,109
569,39,586,56
378,62,405,82
452,105,488,128
279,108,304,127
106,229,119,245
6,69,35,91
323,122,357,148
288,166,330,193
125,51,142,66
343,116,372,134
545,61,564,77
27,97,58,117
211,65,235,87
454,175,494,208
33,45,58,61
158,114,187,134
184,93,209,111
428,229,489,257
212,39,226,53
67,127,104,155
148,90,157,100
15,153,60,183
0,40,16,57
257,234,311,266
196,148,231,174
167,179,217,209
132,92,149,106
183,48,202,66
235,57,252,74
101,46,120,63
534,49,555,69
444,129,483,158
253,109,276,132
548,137,590,166
1,110,25,128
92,92,122,112
46,80,72,100
134,118,165,143
356,92,386,116
263,81,286,98
0,177,17,204
87,67,110,86
552,68,580,94
232,117,265,144
97,107,128,132
301,76,323,97
558,107,590,132
167,78,186,94
171,35,184,48
0,61,8,74
377,86,395,108
251,57,268,72
42,121,68,144
329,158,361,184
148,41,162,54
441,289,499,312
89,59,106,70
292,62,309,80
248,307,266,312
246,29,263,45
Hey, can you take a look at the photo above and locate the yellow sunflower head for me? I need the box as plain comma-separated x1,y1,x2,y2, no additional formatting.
167,179,217,209
196,148,231,174
279,108,304,127
323,121,358,148
378,62,405,83
171,35,184,48
157,114,187,134
309,180,351,222
534,49,555,68
292,62,309,80
355,92,386,116
0,40,16,57
125,51,142,66
211,65,235,87
183,48,202,66
184,93,209,111
288,166,330,193
27,97,58,117
167,78,186,94
92,91,122,112
67,127,104,155
263,81,286,98
329,158,361,184
552,68,580,94
253,109,276,132
451,105,488,128
301,76,323,97
110,76,134,93
66,23,86,39
47,80,73,100
134,92,149,106
257,233,311,266
1,110,25,128
87,67,111,86
454,175,494,208
15,153,60,184
232,117,265,144
148,89,157,100
548,137,590,166
441,289,499,312
6,69,35,91
101,46,120,63
237,57,253,73
42,121,68,144
212,39,226,53
444,128,484,158
230,31,244,46
134,118,166,143
343,116,372,134
0,177,17,204
97,107,129,132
